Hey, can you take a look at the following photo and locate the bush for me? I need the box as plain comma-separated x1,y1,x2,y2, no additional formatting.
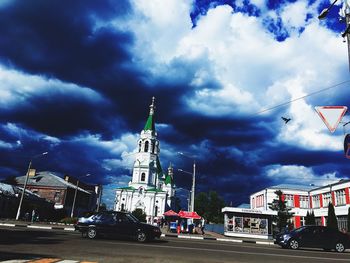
60,217,78,225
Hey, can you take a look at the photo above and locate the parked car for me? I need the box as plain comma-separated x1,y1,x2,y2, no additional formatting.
275,225,350,252
74,211,161,242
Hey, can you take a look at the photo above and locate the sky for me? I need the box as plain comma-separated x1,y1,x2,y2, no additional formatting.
1,0,350,209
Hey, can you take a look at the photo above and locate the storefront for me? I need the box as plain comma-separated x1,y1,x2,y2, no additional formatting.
222,207,277,239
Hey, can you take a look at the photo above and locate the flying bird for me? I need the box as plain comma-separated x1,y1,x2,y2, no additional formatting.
281,117,291,124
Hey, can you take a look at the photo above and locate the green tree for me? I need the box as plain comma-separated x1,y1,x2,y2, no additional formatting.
173,196,182,213
132,208,147,222
327,202,338,230
347,207,350,232
194,191,225,224
268,190,294,233
305,211,311,225
310,211,316,225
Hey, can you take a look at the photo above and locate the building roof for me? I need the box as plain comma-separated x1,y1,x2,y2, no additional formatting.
269,184,315,191
16,171,90,194
144,97,156,131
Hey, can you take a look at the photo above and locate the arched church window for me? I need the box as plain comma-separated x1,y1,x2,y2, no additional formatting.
154,206,158,217
152,140,155,153
145,141,149,152
138,141,141,152
121,204,125,211
141,173,146,181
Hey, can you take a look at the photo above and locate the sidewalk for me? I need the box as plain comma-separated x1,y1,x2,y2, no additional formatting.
159,226,275,245
0,219,275,246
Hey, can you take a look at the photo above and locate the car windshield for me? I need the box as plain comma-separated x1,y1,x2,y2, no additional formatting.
292,226,306,233
126,213,140,223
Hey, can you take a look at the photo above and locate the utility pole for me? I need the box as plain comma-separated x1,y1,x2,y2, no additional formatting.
190,161,196,212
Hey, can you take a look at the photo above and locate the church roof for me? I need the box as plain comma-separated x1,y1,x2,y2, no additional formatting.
144,97,156,131
165,173,173,185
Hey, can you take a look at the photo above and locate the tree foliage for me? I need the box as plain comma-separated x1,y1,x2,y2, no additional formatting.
305,211,316,225
132,208,147,222
268,190,294,232
194,191,225,224
172,196,182,213
327,202,338,230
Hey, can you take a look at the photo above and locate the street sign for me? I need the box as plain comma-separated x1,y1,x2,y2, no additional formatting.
315,106,347,133
344,134,350,159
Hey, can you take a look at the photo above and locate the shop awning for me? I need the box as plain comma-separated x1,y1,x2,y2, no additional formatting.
163,210,179,216
178,210,201,219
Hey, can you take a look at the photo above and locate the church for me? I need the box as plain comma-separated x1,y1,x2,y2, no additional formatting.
114,97,175,223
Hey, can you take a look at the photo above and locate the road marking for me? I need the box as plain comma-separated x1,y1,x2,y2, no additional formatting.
27,258,61,262
98,240,350,261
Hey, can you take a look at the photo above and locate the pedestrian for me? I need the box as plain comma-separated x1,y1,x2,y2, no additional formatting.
201,218,205,235
31,209,36,223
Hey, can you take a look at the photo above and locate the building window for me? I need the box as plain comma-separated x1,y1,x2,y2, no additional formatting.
323,192,332,207
141,173,146,182
255,194,264,208
154,206,158,217
152,140,155,153
285,194,294,208
312,195,320,208
54,191,61,202
336,189,346,206
121,203,125,211
300,196,309,208
138,141,141,152
144,141,149,152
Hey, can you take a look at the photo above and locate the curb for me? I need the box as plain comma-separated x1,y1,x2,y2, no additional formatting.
0,222,75,232
160,233,275,245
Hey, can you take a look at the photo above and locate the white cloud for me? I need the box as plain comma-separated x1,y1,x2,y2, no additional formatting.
118,0,348,150
0,64,106,110
2,123,61,147
265,164,344,186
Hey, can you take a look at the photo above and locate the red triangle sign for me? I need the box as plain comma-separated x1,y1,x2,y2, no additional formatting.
315,106,347,133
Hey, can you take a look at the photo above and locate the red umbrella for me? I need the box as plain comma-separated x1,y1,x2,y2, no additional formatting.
178,210,201,219
163,210,179,216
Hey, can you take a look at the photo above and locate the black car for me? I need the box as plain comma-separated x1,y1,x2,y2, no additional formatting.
275,225,350,252
74,211,161,242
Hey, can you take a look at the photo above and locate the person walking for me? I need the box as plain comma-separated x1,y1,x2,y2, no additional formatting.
201,218,205,235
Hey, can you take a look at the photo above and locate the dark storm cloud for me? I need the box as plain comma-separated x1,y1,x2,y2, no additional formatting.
0,0,132,86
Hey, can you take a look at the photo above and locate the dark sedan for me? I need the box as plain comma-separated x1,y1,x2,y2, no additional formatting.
275,225,350,252
74,211,161,242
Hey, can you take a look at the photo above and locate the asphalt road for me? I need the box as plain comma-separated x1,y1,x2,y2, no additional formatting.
1,226,350,263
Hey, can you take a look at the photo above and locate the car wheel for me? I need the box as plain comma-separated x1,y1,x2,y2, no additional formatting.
289,239,299,250
335,242,345,253
136,231,147,242
87,227,97,239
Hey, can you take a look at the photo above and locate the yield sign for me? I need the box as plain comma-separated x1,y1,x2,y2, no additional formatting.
315,106,347,133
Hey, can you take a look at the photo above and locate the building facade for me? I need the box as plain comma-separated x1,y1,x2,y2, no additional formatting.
223,180,350,239
16,171,101,217
114,97,175,223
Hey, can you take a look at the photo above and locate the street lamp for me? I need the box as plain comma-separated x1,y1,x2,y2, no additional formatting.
318,0,339,20
177,152,196,212
71,173,90,218
318,0,350,71
16,151,48,220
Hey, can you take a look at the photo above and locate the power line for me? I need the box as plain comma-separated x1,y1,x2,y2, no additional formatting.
255,79,350,116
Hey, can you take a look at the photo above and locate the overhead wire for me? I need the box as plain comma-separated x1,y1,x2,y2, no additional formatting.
254,79,350,116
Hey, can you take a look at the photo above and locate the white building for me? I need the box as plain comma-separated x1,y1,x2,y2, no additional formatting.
114,97,175,223
223,181,350,239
